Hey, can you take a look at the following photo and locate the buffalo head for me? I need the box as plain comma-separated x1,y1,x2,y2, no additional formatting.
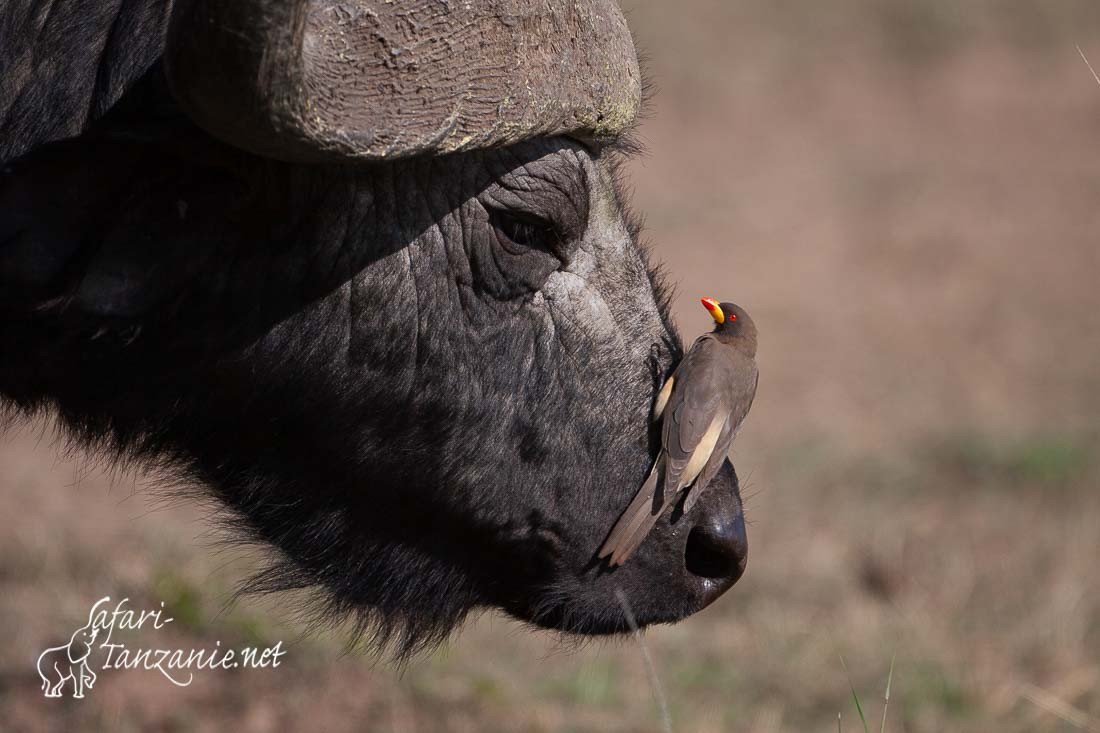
0,0,747,656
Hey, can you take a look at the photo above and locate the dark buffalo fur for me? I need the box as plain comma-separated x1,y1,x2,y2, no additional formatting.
0,0,170,165
1,5,747,659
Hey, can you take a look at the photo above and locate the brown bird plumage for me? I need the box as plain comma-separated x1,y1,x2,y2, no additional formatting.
599,298,758,567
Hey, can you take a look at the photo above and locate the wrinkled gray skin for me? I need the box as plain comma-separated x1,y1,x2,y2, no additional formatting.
0,1,747,655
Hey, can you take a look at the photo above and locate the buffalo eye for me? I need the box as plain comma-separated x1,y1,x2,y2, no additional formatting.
487,208,564,263
469,206,569,300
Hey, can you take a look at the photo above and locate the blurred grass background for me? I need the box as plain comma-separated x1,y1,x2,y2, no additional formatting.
3,1,1100,730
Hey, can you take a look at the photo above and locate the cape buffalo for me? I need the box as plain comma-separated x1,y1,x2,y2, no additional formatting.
0,0,748,656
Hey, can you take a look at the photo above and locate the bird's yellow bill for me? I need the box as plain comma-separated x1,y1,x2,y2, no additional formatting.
701,297,725,324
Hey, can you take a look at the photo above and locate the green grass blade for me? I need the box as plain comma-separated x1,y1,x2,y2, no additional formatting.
839,654,870,733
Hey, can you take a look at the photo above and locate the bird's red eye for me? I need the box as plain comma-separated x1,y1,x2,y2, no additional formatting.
729,314,737,321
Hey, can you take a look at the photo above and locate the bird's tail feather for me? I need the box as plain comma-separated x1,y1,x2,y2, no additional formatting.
608,502,666,566
598,457,665,566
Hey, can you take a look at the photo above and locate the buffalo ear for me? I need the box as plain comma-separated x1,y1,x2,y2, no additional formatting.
164,0,641,163
0,129,245,320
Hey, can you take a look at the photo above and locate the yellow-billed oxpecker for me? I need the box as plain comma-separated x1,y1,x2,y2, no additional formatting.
599,298,758,567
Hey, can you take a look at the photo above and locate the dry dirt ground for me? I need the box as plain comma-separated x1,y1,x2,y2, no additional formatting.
3,1,1100,731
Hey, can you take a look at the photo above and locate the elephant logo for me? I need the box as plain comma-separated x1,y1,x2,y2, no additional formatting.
37,621,100,698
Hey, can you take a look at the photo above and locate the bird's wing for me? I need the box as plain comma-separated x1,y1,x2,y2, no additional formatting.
681,358,758,514
662,338,733,492
602,343,730,566
602,403,727,566
600,341,758,567
681,418,735,515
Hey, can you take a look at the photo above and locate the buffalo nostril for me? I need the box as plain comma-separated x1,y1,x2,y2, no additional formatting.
684,519,747,583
